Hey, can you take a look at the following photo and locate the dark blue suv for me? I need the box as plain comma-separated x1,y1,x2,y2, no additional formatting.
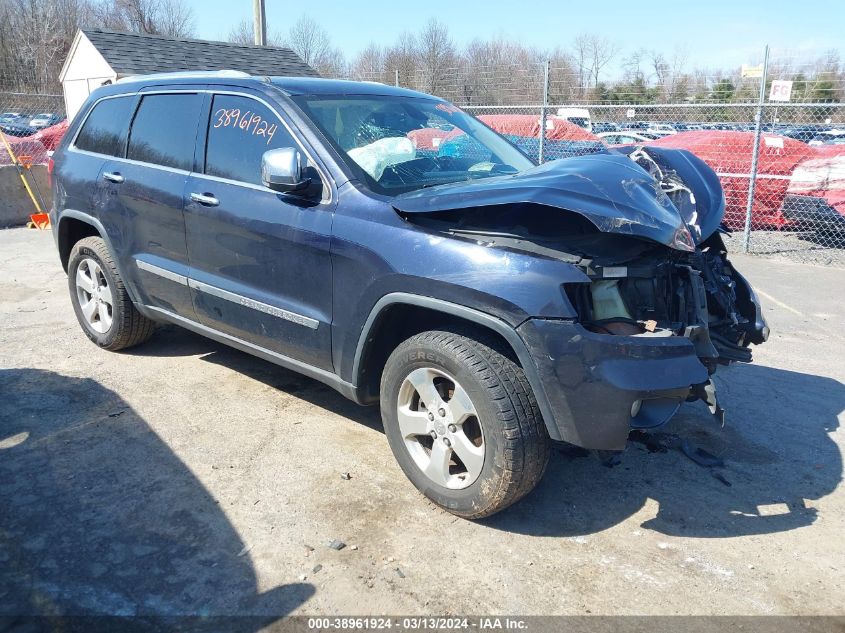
51,72,768,518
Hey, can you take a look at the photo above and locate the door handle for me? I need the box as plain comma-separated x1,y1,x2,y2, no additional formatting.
190,192,220,207
103,171,124,183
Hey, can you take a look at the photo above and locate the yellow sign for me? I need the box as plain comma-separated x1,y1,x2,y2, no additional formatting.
741,64,764,78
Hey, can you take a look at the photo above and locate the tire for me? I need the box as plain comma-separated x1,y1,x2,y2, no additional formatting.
67,236,155,351
380,328,550,519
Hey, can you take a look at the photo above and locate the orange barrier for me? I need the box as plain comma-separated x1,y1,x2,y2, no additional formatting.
0,128,49,229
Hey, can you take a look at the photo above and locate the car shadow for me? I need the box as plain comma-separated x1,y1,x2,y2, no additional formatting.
132,325,384,433
123,328,842,539
0,368,314,628
482,362,844,538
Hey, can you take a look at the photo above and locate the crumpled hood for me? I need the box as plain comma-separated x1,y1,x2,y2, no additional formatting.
393,153,702,249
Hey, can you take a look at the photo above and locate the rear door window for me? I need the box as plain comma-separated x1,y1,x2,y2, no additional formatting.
74,96,134,156
204,94,298,185
127,93,203,171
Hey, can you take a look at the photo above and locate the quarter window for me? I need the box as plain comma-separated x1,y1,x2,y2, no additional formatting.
75,96,133,156
205,94,297,185
127,93,203,170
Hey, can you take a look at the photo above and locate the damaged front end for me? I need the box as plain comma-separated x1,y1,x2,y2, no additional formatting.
394,146,769,449
563,230,769,428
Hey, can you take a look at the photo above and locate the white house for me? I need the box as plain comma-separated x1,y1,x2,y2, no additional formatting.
59,29,317,120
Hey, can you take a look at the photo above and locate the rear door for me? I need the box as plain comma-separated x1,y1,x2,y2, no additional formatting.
184,90,335,371
98,90,205,316
58,94,134,227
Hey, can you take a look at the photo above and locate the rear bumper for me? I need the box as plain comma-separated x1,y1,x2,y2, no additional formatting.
781,194,845,230
517,319,709,451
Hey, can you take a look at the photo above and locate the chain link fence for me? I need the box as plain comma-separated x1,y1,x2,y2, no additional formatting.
0,89,67,163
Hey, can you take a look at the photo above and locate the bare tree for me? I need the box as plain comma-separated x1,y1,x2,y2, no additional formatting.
283,14,346,76
226,20,254,45
352,43,384,81
89,0,195,37
587,34,618,88
383,33,418,89
417,18,456,95
156,0,194,38
572,34,590,96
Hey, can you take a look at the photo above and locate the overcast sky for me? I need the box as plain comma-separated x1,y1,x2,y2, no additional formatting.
192,0,842,74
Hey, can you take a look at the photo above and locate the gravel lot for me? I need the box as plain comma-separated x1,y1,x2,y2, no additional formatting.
1,226,843,617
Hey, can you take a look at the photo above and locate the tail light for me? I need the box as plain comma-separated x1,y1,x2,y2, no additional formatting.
47,157,54,187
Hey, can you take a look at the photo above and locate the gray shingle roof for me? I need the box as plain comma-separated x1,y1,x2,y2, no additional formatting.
81,28,319,78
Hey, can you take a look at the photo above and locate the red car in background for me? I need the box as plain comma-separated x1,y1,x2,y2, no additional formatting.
647,130,813,230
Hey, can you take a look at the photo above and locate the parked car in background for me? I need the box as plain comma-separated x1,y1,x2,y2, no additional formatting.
782,144,845,231
591,121,620,134
556,107,592,132
28,113,64,129
49,73,768,518
808,131,845,146
650,130,813,230
27,119,70,152
0,121,37,137
473,114,606,161
597,131,657,145
780,126,828,143
0,112,25,124
647,123,677,136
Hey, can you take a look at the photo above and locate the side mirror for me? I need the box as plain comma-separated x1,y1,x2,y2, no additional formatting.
261,147,310,193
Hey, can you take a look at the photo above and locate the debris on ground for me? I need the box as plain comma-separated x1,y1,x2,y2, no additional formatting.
629,430,732,485
236,544,253,557
350,545,358,550
327,539,346,550
395,568,405,579
312,564,323,573
107,410,125,418
711,470,733,487
680,440,725,468
340,472,352,480
298,574,307,581
303,544,315,556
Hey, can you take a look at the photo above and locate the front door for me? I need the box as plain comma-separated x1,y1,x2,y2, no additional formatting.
184,91,334,371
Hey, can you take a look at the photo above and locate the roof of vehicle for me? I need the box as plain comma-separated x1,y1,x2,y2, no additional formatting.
80,28,318,78
270,77,436,99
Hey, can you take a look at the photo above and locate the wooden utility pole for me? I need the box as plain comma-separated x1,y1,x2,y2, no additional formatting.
253,0,267,46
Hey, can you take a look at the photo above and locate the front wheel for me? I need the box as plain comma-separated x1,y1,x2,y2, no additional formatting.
380,328,550,519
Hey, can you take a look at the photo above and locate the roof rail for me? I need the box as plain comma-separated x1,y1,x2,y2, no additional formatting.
116,70,252,84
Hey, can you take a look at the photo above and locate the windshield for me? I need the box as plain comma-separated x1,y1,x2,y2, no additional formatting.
291,95,534,195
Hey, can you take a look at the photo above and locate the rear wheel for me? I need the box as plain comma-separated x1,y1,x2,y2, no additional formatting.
380,328,550,519
68,237,155,351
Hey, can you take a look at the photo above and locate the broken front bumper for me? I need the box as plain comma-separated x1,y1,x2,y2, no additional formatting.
517,319,710,451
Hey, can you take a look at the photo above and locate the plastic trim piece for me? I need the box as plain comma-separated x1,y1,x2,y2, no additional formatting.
188,278,319,330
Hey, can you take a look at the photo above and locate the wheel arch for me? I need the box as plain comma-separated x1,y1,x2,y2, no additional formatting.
57,212,101,272
57,210,144,309
352,293,562,441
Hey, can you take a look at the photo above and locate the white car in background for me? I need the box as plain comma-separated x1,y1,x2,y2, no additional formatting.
597,131,657,145
808,130,845,146
646,123,677,136
556,107,592,132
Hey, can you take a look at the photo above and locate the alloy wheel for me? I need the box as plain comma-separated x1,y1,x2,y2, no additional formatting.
396,367,485,489
75,257,113,334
